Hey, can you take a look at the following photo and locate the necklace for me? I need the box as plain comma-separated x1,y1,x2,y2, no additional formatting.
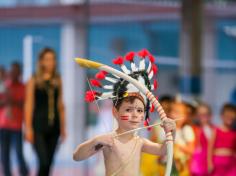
46,81,55,126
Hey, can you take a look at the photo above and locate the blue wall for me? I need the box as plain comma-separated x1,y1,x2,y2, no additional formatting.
88,21,180,66
0,25,61,70
216,19,236,61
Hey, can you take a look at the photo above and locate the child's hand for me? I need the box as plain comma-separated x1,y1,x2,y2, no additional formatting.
162,118,176,133
94,133,114,151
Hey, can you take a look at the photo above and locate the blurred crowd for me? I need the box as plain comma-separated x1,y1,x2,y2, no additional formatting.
141,95,236,176
0,47,66,176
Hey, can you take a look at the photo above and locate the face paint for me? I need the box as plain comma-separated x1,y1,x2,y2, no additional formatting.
120,115,129,121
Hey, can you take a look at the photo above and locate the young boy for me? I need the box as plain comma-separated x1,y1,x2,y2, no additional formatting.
73,94,176,176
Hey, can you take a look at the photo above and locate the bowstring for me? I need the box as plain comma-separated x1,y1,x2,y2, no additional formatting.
84,63,110,132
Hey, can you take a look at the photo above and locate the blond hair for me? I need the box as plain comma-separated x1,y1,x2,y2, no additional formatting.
34,47,60,88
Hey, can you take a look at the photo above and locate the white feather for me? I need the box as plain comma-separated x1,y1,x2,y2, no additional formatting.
148,70,154,80
103,85,113,89
100,92,114,99
139,59,145,70
147,61,152,73
151,84,154,90
121,65,131,74
105,77,118,83
131,62,138,72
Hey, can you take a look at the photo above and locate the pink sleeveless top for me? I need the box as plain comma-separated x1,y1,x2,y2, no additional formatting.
214,127,236,150
212,127,236,176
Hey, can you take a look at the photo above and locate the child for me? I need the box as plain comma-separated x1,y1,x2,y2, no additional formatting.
73,49,176,176
208,103,236,176
73,94,175,176
190,103,214,176
141,95,174,176
170,101,195,176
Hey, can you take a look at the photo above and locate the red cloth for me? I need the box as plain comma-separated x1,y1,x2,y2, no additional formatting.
212,127,236,176
0,80,25,130
214,127,236,149
191,126,211,175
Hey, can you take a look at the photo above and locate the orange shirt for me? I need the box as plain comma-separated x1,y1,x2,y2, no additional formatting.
0,80,25,130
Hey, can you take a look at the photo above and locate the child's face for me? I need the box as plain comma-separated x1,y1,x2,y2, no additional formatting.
170,103,187,127
113,98,145,131
221,110,236,128
197,106,211,125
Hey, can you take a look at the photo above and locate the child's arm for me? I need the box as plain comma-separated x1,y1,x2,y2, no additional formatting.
207,127,216,173
142,117,176,156
73,133,114,161
142,138,167,156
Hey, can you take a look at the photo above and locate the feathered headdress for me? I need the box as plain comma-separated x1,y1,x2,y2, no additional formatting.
85,49,159,127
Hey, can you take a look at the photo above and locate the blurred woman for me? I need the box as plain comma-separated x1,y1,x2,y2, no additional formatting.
170,101,195,176
24,48,66,176
190,103,214,176
208,103,236,176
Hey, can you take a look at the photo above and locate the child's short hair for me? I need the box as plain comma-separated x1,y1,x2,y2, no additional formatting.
221,103,236,115
113,95,145,110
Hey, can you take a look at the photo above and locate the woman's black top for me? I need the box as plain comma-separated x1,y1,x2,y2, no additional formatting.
33,80,60,134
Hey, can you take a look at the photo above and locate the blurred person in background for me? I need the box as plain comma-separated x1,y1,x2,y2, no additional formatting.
24,48,66,176
0,65,7,94
208,103,236,176
0,66,7,121
230,88,236,130
190,103,214,176
141,95,174,176
0,65,7,174
0,62,29,176
170,100,195,176
185,102,197,126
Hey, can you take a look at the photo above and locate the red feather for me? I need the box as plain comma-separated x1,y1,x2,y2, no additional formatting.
90,79,102,87
149,96,159,112
148,54,155,63
150,104,155,112
85,90,97,102
138,49,149,58
101,71,108,75
144,118,152,131
113,56,124,65
95,71,106,80
152,64,158,75
125,51,135,62
153,79,158,90
143,120,149,126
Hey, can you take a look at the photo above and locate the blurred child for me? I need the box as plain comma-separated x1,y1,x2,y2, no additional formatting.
141,95,174,176
170,101,195,176
190,103,214,176
208,103,236,176
150,95,174,142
